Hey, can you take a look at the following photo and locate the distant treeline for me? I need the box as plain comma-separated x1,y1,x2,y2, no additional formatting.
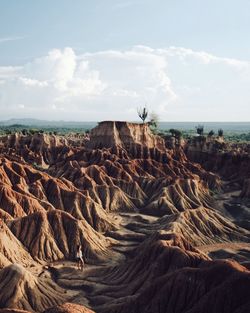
0,124,90,135
157,127,250,142
1,124,250,142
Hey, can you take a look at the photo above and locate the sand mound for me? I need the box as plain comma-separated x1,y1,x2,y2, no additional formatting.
155,206,250,246
240,178,250,198
92,238,208,296
0,303,95,313
49,140,218,217
0,221,34,268
98,259,250,313
44,303,95,313
0,209,12,221
186,137,250,182
0,132,81,167
8,210,115,263
143,179,212,216
0,309,32,313
0,264,67,312
125,205,249,248
0,157,113,231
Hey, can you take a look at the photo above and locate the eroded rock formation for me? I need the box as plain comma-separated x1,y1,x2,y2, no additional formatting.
86,121,165,150
0,122,249,313
0,264,67,312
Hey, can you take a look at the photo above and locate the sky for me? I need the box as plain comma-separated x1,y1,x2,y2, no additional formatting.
0,0,250,121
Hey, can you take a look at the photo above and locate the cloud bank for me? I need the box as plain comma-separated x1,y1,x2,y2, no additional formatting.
0,45,250,121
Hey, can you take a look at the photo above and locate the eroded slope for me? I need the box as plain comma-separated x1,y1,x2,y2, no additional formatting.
0,122,249,313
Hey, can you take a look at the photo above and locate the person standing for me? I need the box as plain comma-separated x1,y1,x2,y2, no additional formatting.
76,244,84,271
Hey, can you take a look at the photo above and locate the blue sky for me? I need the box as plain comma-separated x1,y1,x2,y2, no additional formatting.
0,0,250,121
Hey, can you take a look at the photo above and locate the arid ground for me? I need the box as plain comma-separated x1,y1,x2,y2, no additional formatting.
0,121,249,313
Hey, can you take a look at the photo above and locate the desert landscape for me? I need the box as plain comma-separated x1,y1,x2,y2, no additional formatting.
1,1,250,312
0,120,249,313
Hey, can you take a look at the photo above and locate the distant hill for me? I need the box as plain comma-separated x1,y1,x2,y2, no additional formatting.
0,119,97,129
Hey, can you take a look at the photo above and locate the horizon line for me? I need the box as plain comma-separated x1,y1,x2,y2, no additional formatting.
1,118,250,123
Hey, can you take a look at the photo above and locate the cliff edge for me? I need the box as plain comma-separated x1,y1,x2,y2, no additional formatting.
86,121,165,150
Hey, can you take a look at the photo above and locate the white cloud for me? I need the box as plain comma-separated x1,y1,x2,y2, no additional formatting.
19,77,48,87
0,36,25,44
23,48,76,90
0,45,250,121
0,66,22,78
163,46,250,69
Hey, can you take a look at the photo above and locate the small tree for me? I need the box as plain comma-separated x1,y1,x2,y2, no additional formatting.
30,129,38,135
137,107,148,124
218,128,224,137
208,130,215,137
169,128,182,139
148,112,159,133
5,129,11,135
195,124,204,136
